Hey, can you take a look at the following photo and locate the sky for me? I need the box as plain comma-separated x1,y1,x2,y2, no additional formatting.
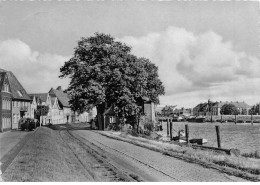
0,0,259,108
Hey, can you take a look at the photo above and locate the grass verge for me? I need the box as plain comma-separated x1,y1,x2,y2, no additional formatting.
97,130,260,182
2,127,93,182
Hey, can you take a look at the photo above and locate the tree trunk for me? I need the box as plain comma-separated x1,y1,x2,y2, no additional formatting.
97,103,106,130
137,115,140,133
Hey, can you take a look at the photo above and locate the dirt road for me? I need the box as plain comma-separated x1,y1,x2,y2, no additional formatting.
71,130,248,182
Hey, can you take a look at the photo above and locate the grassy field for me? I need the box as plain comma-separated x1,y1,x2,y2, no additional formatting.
99,130,260,181
2,127,92,182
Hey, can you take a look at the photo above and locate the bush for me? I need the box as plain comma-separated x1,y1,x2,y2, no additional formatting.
107,122,121,131
20,118,37,131
144,122,154,132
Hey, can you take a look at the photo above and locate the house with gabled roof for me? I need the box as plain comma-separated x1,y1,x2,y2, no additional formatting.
29,86,94,125
49,86,95,124
161,105,177,116
49,96,63,125
193,100,251,116
0,68,32,131
49,86,74,123
28,93,52,125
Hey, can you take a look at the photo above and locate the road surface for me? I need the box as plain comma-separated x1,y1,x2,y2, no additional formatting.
70,130,248,182
0,131,29,160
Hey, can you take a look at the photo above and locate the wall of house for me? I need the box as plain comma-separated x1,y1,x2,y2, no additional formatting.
51,107,63,124
104,115,119,130
63,107,72,123
30,100,37,119
0,92,12,131
77,112,89,123
12,100,31,129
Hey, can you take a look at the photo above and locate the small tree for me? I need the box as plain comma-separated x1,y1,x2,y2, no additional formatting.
220,104,239,115
249,104,260,115
241,109,247,115
35,105,49,125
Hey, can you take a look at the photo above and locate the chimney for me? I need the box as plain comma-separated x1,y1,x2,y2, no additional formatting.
56,86,62,91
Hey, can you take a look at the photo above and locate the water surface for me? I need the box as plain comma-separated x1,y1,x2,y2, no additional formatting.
160,121,260,153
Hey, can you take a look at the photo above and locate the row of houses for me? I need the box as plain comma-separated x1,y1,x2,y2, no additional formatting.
0,68,96,132
193,100,251,116
156,99,252,118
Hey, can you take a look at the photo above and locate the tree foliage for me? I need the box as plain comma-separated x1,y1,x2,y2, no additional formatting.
220,104,239,115
60,33,165,129
249,104,260,115
35,105,49,117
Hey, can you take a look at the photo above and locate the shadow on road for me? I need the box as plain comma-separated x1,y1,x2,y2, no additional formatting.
47,123,95,131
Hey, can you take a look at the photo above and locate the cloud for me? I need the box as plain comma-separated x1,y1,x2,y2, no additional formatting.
120,27,260,106
0,39,70,93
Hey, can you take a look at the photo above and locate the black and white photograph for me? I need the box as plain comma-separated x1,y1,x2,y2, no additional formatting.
0,0,259,182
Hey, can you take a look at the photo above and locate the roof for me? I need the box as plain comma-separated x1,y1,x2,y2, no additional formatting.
194,101,251,112
103,106,115,116
0,72,7,89
49,88,70,107
29,93,48,104
219,101,251,109
162,105,176,111
0,68,31,101
51,97,56,106
155,106,164,113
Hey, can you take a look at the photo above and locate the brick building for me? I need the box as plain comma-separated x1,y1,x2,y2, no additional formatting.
0,68,31,131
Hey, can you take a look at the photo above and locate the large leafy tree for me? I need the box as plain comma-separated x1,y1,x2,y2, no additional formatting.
60,33,165,130
220,104,239,115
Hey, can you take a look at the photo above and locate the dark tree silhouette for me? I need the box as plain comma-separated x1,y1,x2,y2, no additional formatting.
60,33,165,130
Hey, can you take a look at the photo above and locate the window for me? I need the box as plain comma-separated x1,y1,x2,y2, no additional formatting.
13,114,16,123
17,90,23,97
2,83,10,92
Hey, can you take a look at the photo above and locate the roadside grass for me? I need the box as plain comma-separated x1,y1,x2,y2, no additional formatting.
2,127,92,182
99,131,260,181
242,151,260,159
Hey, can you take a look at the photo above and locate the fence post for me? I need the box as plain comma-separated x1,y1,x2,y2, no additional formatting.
167,118,169,136
251,114,253,125
170,118,173,140
235,114,237,124
185,124,189,144
215,126,221,148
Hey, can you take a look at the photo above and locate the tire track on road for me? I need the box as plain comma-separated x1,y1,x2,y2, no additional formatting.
89,136,181,181
1,130,36,175
70,130,181,181
60,129,137,182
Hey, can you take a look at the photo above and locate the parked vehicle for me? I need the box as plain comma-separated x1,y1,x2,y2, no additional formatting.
19,118,37,131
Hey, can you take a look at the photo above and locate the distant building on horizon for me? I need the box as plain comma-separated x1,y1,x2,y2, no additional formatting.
160,105,177,116
193,100,251,116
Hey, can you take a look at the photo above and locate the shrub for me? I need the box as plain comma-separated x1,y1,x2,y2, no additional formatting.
144,122,154,131
20,118,37,131
107,122,121,131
